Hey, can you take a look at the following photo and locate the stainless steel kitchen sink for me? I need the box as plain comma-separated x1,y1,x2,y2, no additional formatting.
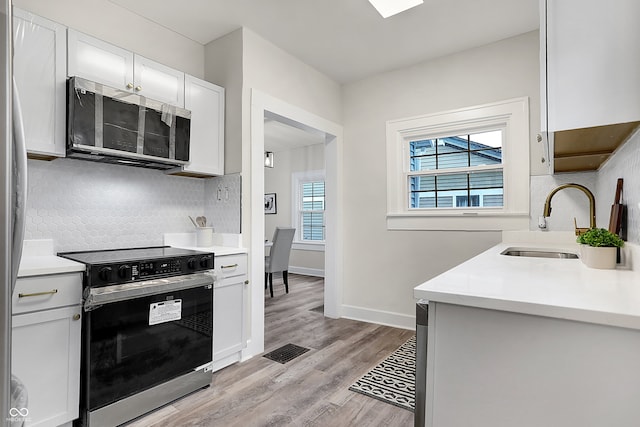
500,248,579,259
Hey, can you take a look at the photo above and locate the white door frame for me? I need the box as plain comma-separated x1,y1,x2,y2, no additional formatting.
245,89,343,357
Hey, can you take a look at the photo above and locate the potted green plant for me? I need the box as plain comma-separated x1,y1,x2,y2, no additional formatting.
576,228,624,269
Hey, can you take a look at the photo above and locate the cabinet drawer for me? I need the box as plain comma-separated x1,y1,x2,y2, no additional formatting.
216,254,247,279
13,273,82,314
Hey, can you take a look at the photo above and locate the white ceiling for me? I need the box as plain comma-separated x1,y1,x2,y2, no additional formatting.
109,0,539,84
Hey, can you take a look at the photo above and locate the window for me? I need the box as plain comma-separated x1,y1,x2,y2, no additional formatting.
292,170,325,248
301,181,325,241
408,131,504,209
386,98,530,231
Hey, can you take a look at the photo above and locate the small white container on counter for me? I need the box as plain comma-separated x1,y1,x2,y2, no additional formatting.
195,227,214,247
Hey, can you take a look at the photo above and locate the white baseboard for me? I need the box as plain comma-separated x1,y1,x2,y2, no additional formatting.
341,304,415,330
289,266,325,277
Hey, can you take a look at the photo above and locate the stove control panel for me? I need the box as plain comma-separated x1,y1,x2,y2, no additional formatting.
88,254,214,287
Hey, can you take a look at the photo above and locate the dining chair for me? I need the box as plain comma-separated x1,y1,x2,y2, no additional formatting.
265,227,296,297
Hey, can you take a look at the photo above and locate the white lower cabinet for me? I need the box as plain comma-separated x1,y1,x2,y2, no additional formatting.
12,274,82,427
213,253,248,371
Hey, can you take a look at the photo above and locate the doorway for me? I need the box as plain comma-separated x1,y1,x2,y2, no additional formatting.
246,90,343,358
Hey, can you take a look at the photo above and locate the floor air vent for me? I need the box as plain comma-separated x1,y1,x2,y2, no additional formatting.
263,344,310,364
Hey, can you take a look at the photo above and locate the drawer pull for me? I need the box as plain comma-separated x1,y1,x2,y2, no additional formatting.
73,313,81,321
221,264,239,269
18,289,58,298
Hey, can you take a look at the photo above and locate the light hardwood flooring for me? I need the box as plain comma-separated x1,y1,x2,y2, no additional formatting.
129,274,415,427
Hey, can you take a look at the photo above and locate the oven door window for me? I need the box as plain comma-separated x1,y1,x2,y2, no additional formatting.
86,285,212,410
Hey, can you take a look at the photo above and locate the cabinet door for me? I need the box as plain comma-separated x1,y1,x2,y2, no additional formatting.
133,55,185,106
67,29,134,91
213,277,246,361
12,306,82,427
180,75,225,176
13,9,67,158
545,0,640,132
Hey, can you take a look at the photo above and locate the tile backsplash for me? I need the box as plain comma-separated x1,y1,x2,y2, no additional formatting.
529,127,640,245
204,173,241,234
26,158,206,252
597,128,640,244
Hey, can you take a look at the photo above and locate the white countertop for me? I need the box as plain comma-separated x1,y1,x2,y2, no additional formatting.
164,232,247,256
18,240,85,278
414,236,640,330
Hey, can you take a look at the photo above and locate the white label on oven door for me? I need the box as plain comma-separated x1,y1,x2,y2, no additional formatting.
149,299,182,325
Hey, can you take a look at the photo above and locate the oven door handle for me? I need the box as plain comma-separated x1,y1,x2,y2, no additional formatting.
84,272,214,311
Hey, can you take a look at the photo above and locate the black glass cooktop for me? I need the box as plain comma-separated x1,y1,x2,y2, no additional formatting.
58,246,211,265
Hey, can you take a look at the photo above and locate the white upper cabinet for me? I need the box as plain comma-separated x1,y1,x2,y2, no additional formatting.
67,29,184,106
134,55,185,106
542,0,640,132
13,9,67,158
176,75,225,176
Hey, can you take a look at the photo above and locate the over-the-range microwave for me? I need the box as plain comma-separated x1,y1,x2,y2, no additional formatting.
67,76,191,170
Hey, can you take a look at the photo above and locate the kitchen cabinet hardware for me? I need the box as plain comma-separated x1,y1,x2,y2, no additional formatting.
68,29,185,106
18,289,58,298
73,313,81,321
244,280,249,285
221,264,239,269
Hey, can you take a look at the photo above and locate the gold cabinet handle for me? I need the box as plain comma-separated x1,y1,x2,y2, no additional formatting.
134,86,142,91
18,289,58,298
221,264,238,269
126,83,134,89
73,313,81,321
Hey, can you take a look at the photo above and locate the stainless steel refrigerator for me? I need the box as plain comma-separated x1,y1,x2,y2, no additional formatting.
2,0,28,423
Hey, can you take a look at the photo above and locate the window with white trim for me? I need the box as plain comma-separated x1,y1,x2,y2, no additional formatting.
292,170,325,246
386,98,530,231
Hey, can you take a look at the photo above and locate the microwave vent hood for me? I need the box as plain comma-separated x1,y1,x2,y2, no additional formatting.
67,76,191,170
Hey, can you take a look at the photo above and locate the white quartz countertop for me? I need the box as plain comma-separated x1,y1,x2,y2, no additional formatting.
171,245,247,256
414,239,640,330
163,232,247,256
18,240,85,278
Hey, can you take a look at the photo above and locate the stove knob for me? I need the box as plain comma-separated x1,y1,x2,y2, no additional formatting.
98,267,113,282
187,258,197,270
118,265,131,280
200,257,210,268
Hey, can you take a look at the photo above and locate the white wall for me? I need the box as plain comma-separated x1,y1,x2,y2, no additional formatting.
204,27,342,356
204,29,244,173
341,31,540,325
264,143,325,273
15,0,204,78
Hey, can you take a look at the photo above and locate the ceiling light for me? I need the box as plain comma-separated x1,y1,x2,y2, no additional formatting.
368,0,423,18
264,151,274,168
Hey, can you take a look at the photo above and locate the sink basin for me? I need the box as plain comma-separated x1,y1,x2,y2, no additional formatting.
501,248,579,259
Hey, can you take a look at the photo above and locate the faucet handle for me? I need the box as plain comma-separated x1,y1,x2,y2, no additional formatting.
574,217,590,236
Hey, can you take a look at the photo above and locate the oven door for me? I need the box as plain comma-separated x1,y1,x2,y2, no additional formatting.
83,273,213,413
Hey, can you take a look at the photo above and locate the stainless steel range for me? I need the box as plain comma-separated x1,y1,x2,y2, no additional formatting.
58,246,214,427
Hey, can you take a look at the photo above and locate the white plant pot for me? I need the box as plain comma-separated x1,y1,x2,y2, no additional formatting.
580,245,617,269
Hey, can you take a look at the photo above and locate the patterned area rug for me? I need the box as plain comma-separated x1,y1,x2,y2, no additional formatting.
349,335,416,412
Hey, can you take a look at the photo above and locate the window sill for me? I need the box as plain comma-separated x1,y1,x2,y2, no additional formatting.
292,242,325,252
386,212,529,231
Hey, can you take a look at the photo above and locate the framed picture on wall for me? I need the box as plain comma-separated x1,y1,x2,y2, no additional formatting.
264,193,277,214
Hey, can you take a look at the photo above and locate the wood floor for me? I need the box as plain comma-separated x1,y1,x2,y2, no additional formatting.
129,274,415,427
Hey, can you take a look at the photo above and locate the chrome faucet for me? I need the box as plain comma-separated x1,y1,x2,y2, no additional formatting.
543,183,596,235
